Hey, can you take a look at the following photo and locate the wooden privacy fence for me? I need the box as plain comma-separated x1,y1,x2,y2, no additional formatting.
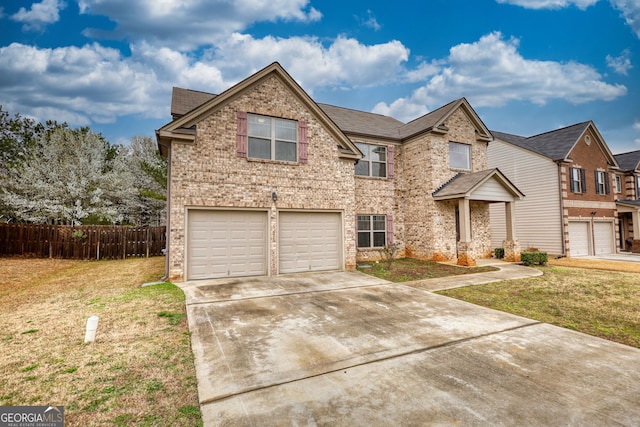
0,224,166,260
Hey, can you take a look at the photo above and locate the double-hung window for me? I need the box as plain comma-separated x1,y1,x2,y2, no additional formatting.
595,170,609,195
247,114,297,162
355,143,387,177
570,167,586,193
357,215,387,248
614,175,622,194
637,176,640,199
449,142,471,170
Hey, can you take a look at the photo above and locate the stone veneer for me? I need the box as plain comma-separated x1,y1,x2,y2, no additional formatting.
167,75,356,281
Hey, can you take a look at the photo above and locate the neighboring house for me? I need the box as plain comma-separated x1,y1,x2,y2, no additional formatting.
156,62,523,281
613,149,640,252
488,122,620,257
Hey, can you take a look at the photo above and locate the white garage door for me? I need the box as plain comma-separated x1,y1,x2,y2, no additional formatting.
279,212,341,274
594,222,614,255
568,221,590,257
187,210,267,280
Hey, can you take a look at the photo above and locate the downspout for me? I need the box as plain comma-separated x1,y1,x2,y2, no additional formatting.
557,161,567,257
160,142,171,282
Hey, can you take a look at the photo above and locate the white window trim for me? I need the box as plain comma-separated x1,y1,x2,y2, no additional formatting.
614,175,622,194
449,142,471,170
247,113,298,162
570,167,583,193
357,214,387,248
595,171,606,195
355,143,387,178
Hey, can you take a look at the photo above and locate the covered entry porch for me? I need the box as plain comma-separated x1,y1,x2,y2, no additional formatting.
617,200,640,253
433,168,525,266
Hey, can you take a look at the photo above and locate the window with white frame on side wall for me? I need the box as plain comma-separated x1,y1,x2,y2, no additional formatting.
356,214,394,248
355,143,389,178
595,170,610,195
449,142,471,170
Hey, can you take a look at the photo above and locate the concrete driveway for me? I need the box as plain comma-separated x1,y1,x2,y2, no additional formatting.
180,270,640,426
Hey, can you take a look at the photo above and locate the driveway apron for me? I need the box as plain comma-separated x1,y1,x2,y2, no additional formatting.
180,269,640,426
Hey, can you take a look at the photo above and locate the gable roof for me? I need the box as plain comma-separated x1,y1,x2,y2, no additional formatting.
398,98,492,142
157,62,361,159
432,168,524,201
614,150,640,172
166,88,492,145
492,121,618,167
171,87,216,119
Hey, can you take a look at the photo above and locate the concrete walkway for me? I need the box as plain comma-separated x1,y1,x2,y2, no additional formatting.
180,263,640,426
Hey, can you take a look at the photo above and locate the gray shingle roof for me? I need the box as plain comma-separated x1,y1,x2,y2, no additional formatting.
492,122,592,160
614,150,640,172
170,89,481,143
318,103,404,140
171,87,216,118
432,169,497,198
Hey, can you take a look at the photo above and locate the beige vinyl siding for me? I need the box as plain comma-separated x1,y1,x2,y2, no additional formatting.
470,177,518,202
488,139,563,254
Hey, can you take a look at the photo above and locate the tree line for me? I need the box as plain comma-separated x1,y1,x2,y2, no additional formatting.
0,106,167,226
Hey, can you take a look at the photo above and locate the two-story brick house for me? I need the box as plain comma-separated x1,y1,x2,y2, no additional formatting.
488,122,620,257
157,62,523,281
614,149,640,252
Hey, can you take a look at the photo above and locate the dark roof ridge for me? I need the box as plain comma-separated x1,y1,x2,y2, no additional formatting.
172,86,217,96
526,120,591,140
402,98,461,127
317,102,404,122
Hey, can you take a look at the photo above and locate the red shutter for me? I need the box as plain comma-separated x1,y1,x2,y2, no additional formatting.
298,121,308,164
387,145,394,179
236,111,247,158
387,214,394,245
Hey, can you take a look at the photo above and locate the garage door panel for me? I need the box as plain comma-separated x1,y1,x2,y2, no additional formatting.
279,212,341,274
188,210,267,280
569,221,590,257
594,222,614,255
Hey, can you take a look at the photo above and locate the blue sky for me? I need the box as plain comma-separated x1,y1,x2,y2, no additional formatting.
1,0,639,153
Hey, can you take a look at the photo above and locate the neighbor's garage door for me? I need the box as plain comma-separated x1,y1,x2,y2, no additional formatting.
594,221,614,255
568,221,590,257
279,212,341,274
187,210,267,280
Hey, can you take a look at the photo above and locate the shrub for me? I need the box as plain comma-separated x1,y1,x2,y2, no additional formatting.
494,247,505,259
521,251,548,266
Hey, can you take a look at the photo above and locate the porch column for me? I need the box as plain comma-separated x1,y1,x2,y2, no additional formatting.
457,198,476,266
503,201,521,262
633,209,640,254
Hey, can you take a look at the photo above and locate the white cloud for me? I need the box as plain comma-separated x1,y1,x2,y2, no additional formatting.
634,120,640,131
606,49,633,75
78,0,322,50
359,10,381,31
496,0,598,9
210,33,409,89
11,0,66,31
610,0,640,38
374,32,627,122
0,33,409,128
497,0,640,38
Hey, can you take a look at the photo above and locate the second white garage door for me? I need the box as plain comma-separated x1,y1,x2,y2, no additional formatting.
594,221,614,255
279,212,342,274
568,221,590,257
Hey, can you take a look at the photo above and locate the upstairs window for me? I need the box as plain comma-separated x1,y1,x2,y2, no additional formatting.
247,114,297,162
449,142,471,170
357,215,387,248
595,171,610,195
355,143,387,177
614,175,622,194
570,167,586,193
637,176,640,199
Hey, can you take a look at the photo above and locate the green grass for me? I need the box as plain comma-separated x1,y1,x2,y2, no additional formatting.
438,266,640,348
357,257,498,282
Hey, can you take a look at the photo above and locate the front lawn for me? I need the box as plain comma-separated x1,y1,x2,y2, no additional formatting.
357,257,498,282
0,257,202,426
438,265,640,349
